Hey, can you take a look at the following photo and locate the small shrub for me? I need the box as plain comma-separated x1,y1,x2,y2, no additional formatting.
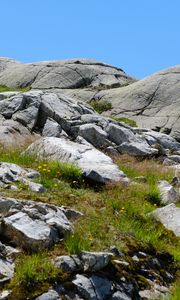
89,100,112,113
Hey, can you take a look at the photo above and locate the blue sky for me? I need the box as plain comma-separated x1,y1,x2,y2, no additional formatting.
1,0,179,78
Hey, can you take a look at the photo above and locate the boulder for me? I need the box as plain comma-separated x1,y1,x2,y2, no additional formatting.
25,137,128,184
158,181,179,205
0,197,75,251
78,123,111,149
152,204,180,237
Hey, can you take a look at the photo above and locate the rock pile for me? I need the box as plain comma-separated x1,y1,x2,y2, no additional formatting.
36,249,176,300
0,90,179,184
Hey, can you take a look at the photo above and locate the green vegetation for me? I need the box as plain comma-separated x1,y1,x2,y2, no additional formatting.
89,99,112,113
0,84,31,93
0,148,179,298
11,253,57,288
112,116,137,127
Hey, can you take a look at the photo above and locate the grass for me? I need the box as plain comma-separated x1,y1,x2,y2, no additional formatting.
0,85,31,93
0,149,179,298
112,117,137,127
89,99,112,113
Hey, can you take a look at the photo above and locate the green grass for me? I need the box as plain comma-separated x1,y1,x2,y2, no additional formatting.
89,99,112,113
11,253,57,289
112,117,137,127
0,85,31,93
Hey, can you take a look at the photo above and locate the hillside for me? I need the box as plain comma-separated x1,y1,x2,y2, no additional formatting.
0,58,179,300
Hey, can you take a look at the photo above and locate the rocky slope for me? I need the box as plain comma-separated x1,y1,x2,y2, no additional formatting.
0,57,179,299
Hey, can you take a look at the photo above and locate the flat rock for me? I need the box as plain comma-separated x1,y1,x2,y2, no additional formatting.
152,204,180,236
25,137,128,184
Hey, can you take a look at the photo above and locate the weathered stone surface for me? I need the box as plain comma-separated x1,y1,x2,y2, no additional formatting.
80,251,113,272
117,141,158,157
100,66,180,141
152,204,180,236
78,123,111,149
158,180,179,205
55,255,83,273
42,118,62,137
0,197,74,251
73,274,112,300
35,289,61,300
0,58,134,90
0,162,43,192
25,137,128,184
111,291,131,300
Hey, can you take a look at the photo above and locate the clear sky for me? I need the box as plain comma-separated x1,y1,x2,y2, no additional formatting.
1,0,179,78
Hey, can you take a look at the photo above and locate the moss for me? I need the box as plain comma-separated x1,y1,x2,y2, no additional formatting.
112,117,137,127
0,85,31,93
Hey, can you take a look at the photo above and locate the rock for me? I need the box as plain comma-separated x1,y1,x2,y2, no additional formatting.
0,162,44,192
78,123,111,149
111,291,131,300
35,289,61,300
73,274,112,300
80,251,113,272
0,197,74,251
100,65,180,142
0,58,134,90
117,141,158,157
42,118,62,137
55,255,83,273
0,290,11,300
106,123,135,145
25,137,128,184
158,180,179,205
25,180,45,193
139,288,169,299
0,258,14,284
152,204,180,236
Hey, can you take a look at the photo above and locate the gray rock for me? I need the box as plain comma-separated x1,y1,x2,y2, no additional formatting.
80,251,113,272
35,289,61,300
0,197,73,251
117,141,158,157
25,137,128,184
100,65,180,142
152,203,180,236
0,58,134,90
0,258,14,284
78,123,111,149
106,123,135,145
55,255,83,273
73,274,112,300
112,291,131,300
158,180,179,205
0,162,44,192
42,118,62,137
